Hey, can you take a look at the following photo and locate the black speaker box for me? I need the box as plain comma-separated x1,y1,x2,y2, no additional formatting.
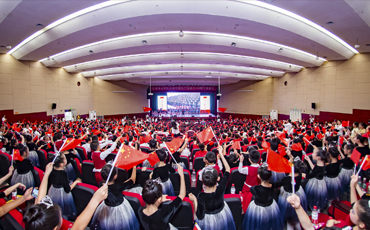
311,103,316,109
52,103,57,109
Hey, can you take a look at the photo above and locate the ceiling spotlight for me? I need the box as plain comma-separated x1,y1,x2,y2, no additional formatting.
278,48,283,52
36,23,43,27
355,38,360,48
89,50,93,54
205,75,212,78
217,93,222,96
6,45,12,49
179,30,184,37
75,65,77,69
231,42,236,47
142,40,147,45
148,92,153,96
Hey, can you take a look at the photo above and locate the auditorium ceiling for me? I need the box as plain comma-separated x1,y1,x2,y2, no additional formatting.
1,0,369,85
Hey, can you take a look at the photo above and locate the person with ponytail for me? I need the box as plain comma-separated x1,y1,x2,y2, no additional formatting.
23,162,108,230
47,153,80,220
304,146,329,210
242,163,283,230
338,143,355,195
10,145,35,194
138,164,186,230
273,156,307,230
325,147,342,203
90,164,139,230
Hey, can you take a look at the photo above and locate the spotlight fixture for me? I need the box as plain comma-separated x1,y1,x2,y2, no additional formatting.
89,50,93,54
180,48,184,58
142,40,147,45
179,30,184,37
148,72,153,96
231,42,236,47
278,48,283,52
355,38,360,49
6,45,12,49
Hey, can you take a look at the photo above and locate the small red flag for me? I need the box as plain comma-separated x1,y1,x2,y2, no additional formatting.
267,149,292,173
143,107,152,112
278,145,287,156
124,125,130,133
363,156,370,171
350,148,361,165
166,138,184,153
231,141,241,150
291,143,303,151
147,151,160,166
314,126,320,133
303,137,311,146
261,141,270,150
115,145,148,170
342,121,350,127
197,127,215,144
218,108,227,113
59,138,82,152
12,149,23,161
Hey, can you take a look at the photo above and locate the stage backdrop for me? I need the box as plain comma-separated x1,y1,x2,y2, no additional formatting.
149,87,217,115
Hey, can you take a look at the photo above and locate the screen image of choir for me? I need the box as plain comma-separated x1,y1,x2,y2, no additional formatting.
152,108,202,117
167,93,201,110
1,116,370,230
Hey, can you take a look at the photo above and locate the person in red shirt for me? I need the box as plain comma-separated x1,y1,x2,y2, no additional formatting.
194,143,207,159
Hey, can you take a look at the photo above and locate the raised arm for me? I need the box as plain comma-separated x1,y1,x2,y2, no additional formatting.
71,184,108,230
218,145,230,173
125,166,137,184
350,175,360,204
287,194,314,230
35,162,53,204
177,165,186,200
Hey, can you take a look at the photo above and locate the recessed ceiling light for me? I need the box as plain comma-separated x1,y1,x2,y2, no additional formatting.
129,24,134,27
326,21,334,25
89,50,93,54
142,40,147,45
231,42,236,47
205,76,212,78
6,45,12,49
36,23,43,27
279,48,283,52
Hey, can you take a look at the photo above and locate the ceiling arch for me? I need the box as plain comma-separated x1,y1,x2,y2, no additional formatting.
9,0,357,60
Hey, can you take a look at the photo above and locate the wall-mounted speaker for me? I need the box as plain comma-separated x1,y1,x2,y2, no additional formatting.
311,103,316,109
52,103,57,109
147,88,150,99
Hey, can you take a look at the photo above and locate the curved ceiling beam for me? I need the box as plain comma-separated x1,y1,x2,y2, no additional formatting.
62,52,303,72
40,31,326,66
81,63,285,77
8,0,357,59
96,70,269,81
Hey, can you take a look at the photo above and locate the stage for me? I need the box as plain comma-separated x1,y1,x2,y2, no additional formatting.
153,113,217,120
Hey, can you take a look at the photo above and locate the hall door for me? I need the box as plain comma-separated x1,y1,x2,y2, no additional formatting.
290,108,302,122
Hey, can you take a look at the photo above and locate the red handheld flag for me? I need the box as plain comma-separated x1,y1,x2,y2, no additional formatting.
197,127,215,144
147,151,160,166
143,107,152,112
12,149,23,162
59,138,82,152
267,149,292,173
218,108,227,113
166,138,184,153
363,157,370,171
115,145,148,170
291,143,303,151
303,137,311,146
231,141,241,150
342,121,350,127
278,145,287,156
262,141,270,150
350,148,361,165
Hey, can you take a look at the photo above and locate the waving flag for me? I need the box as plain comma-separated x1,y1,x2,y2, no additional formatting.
166,138,184,153
291,143,303,151
12,149,23,162
115,145,148,170
350,148,361,165
231,141,241,150
342,121,350,127
267,149,292,173
197,127,215,144
147,151,160,166
261,141,270,150
218,108,227,113
59,138,82,152
143,107,152,112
